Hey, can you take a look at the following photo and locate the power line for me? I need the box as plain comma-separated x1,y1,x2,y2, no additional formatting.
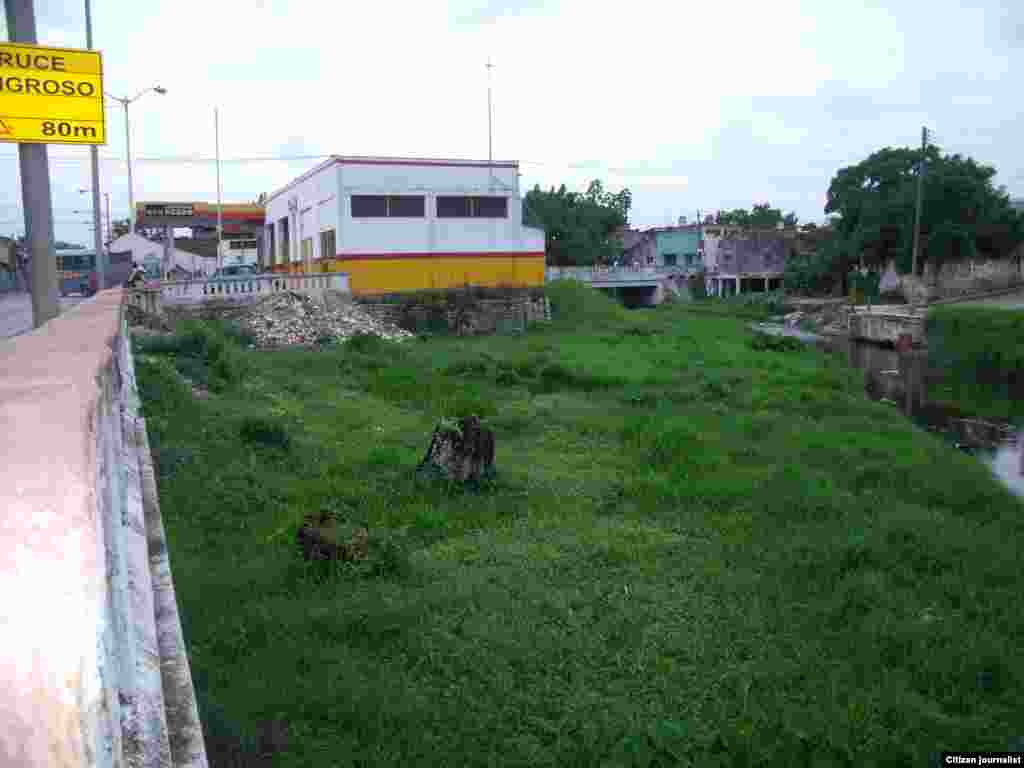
0,153,684,176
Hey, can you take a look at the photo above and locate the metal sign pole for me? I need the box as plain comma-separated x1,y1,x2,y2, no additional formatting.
5,0,59,326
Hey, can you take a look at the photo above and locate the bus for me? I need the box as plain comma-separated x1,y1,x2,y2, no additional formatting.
56,248,135,296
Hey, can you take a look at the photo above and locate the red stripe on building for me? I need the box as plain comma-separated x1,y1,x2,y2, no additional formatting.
327,251,545,262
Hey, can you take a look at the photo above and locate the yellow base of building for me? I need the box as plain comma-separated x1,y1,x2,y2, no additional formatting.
270,252,545,295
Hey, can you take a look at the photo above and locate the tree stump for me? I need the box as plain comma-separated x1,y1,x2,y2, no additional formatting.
296,511,369,562
417,415,496,484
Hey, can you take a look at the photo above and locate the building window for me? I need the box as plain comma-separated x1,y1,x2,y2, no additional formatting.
436,196,508,218
663,253,678,266
475,196,508,218
279,217,290,262
320,229,336,260
351,195,425,218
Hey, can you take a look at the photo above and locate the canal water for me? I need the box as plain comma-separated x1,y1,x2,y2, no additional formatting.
754,322,1024,498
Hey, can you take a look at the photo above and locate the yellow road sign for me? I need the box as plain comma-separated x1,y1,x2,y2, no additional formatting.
0,42,105,145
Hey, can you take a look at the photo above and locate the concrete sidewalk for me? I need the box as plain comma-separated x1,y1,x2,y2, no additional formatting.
0,292,85,339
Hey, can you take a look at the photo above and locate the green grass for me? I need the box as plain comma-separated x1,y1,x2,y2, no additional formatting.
135,282,1024,767
674,289,789,321
925,306,1024,424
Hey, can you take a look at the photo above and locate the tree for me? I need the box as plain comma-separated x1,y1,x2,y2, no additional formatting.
523,180,632,266
784,227,855,297
712,204,795,229
748,203,784,229
825,146,1024,275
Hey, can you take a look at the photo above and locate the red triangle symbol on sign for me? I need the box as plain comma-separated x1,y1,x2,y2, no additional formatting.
0,119,12,136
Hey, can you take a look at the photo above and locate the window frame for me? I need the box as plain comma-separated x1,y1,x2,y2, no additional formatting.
351,194,426,218
436,195,509,219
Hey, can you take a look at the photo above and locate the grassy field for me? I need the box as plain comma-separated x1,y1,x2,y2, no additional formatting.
134,282,1024,767
925,305,1024,424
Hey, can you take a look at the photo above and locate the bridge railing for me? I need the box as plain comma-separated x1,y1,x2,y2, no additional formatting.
546,265,694,282
162,272,349,305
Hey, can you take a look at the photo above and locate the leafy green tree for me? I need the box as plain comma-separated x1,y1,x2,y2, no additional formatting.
748,203,783,229
712,204,796,229
825,146,1024,275
784,228,855,296
523,180,632,266
714,209,750,227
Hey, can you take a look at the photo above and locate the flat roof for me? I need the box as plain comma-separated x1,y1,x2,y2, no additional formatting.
265,155,520,206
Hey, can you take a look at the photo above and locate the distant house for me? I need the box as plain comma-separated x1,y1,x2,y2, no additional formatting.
621,225,702,268
107,233,217,279
704,229,790,296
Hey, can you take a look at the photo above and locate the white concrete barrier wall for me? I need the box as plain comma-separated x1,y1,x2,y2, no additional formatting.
161,272,350,305
0,289,208,767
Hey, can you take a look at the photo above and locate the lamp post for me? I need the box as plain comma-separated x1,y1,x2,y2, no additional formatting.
104,87,167,234
75,191,110,243
84,0,106,289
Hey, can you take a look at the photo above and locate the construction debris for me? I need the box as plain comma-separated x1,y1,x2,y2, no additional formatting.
236,291,413,347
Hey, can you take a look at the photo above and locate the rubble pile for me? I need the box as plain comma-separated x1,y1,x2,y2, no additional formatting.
238,291,414,347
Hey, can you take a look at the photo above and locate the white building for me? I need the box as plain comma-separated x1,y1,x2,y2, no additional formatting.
107,233,218,279
263,155,545,295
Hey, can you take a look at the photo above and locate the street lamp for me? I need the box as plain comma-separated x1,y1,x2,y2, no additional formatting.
104,86,167,234
81,189,113,245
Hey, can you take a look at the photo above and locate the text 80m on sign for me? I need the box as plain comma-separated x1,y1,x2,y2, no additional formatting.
0,41,105,146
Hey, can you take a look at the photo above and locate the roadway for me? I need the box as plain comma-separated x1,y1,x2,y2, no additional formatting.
0,292,85,339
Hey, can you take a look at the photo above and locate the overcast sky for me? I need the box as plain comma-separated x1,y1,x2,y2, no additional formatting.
1,0,1022,245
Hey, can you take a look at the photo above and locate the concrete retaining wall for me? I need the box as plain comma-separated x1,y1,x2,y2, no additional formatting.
848,310,926,346
880,256,1023,302
358,295,551,335
0,290,207,767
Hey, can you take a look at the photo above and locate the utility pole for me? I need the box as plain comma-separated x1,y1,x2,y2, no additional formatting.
486,58,494,189
6,0,60,327
215,107,223,272
911,126,930,278
85,0,104,290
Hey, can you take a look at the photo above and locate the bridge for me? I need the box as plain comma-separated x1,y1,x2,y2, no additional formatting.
545,265,692,305
1,290,208,767
848,285,1024,346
